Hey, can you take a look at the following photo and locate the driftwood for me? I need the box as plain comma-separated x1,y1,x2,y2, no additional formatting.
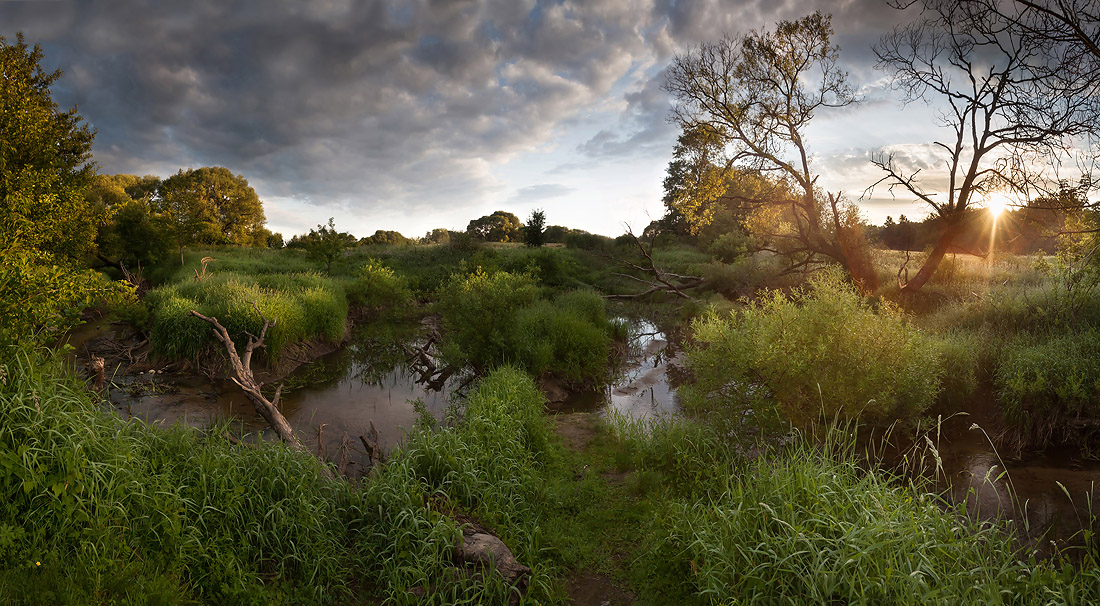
189,303,335,479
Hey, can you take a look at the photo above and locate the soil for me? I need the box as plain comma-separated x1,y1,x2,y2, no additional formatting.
553,412,600,451
565,571,636,606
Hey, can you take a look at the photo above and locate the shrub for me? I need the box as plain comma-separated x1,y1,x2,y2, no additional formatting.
437,270,613,385
344,259,415,319
511,292,612,386
436,269,539,371
683,269,945,434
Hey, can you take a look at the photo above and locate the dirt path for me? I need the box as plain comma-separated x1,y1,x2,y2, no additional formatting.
553,412,638,605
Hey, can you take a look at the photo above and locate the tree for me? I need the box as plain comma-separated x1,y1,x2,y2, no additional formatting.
422,228,450,245
89,174,171,273
524,209,546,248
158,167,267,263
0,35,131,343
872,0,1100,291
0,33,97,262
289,218,355,273
361,229,411,246
467,210,523,242
663,13,878,289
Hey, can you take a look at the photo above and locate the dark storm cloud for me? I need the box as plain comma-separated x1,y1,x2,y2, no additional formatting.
0,0,912,229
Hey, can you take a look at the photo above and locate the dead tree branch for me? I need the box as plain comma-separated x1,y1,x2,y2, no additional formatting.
189,303,335,479
603,228,705,300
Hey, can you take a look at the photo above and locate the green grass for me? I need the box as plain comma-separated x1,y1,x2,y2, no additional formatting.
606,416,1100,605
145,271,347,361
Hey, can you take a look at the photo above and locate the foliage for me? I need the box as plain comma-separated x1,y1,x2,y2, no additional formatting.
344,259,415,320
663,13,876,288
360,229,411,246
0,34,98,263
509,291,612,386
627,420,1099,605
287,217,356,273
0,241,132,346
436,269,613,385
158,167,267,260
996,328,1100,447
524,209,546,248
436,269,540,372
422,227,450,245
467,210,523,242
90,174,174,269
145,271,346,361
0,344,353,604
683,269,946,434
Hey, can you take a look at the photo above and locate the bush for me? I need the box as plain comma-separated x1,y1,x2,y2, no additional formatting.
510,291,612,386
146,271,346,361
437,269,613,385
683,269,945,434
344,259,415,319
436,269,539,372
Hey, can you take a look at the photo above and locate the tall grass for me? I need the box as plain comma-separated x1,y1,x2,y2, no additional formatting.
0,344,353,604
146,271,347,361
0,344,601,604
612,416,1100,605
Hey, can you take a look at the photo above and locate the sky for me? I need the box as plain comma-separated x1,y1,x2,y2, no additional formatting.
1,0,953,239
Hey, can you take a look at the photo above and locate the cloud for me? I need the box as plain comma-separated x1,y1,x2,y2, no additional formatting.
509,183,574,203
0,0,916,235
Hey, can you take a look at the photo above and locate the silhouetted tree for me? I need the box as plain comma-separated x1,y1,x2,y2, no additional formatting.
524,209,546,248
872,0,1100,291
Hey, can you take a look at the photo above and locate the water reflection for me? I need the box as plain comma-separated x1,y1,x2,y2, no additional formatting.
559,318,684,421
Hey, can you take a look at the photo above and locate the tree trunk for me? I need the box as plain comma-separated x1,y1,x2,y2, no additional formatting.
899,221,961,293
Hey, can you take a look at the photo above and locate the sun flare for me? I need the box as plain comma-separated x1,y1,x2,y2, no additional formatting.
986,194,1011,217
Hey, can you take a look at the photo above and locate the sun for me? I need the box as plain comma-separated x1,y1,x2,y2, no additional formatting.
985,193,1011,217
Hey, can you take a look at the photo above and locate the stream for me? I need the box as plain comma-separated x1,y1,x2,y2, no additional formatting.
72,316,1100,548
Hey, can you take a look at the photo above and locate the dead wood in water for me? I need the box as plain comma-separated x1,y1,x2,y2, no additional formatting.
189,303,335,480
360,420,382,476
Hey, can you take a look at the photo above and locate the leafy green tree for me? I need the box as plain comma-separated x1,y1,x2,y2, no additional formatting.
0,36,131,343
289,218,355,273
89,174,171,271
158,167,266,263
361,229,411,246
0,33,97,262
422,228,450,244
467,210,523,242
524,209,546,248
664,13,877,290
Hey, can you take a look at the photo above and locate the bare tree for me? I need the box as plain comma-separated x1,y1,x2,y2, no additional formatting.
872,0,1100,292
664,11,878,290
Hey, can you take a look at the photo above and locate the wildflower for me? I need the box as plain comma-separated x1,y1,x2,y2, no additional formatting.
35,561,40,566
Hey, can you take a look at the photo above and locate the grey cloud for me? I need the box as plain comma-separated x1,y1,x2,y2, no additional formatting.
0,0,916,232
